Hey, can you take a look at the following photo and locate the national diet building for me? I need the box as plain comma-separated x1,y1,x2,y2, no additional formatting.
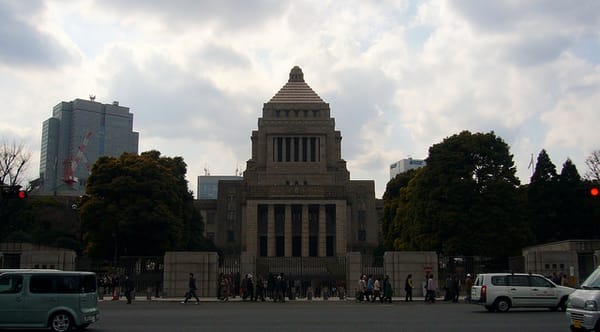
201,66,380,258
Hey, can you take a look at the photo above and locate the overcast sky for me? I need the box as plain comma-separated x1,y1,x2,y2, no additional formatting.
1,0,600,198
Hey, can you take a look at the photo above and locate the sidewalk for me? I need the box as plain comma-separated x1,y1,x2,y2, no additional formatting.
99,294,461,303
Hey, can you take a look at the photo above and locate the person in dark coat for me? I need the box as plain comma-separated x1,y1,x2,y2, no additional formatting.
123,275,134,304
182,273,200,304
404,274,413,302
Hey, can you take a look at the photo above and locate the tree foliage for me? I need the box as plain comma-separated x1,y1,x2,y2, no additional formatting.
384,131,532,256
80,151,211,261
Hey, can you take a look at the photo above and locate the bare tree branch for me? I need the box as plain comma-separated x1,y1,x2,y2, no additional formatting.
585,150,600,181
0,138,32,187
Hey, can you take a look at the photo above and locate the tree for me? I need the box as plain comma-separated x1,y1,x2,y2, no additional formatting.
80,150,210,261
391,131,531,256
0,138,31,187
585,150,600,181
527,150,560,243
381,169,418,250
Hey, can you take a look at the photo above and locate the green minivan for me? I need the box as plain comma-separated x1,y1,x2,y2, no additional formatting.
0,270,99,331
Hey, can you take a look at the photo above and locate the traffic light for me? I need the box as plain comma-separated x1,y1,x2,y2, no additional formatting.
592,187,599,197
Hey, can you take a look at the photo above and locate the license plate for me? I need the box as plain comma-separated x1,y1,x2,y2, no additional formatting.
573,319,582,329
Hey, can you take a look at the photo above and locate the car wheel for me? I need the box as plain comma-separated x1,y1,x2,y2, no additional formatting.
494,297,511,312
558,297,568,311
50,312,73,332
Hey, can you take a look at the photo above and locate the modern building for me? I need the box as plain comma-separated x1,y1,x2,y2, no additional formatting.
199,66,380,256
389,158,426,179
39,98,139,195
197,175,243,200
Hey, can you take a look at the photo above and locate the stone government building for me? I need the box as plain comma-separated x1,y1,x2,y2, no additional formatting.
198,66,381,257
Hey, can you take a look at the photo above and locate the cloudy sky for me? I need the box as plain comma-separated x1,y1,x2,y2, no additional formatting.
2,0,600,197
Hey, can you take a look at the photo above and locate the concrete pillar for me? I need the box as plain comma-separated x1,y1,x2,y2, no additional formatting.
336,201,346,255
302,205,309,257
268,204,275,257
285,204,292,257
319,205,326,257
246,202,257,256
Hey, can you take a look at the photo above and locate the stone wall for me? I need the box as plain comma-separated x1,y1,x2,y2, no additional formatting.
163,251,219,298
384,251,438,298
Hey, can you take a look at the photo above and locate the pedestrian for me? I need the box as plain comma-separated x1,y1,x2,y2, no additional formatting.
247,274,255,301
366,275,374,302
357,274,366,301
372,277,383,302
404,274,413,302
465,273,473,303
426,274,436,303
255,275,266,301
220,274,230,301
452,274,460,303
123,275,133,304
182,273,200,304
383,275,393,303
444,274,453,301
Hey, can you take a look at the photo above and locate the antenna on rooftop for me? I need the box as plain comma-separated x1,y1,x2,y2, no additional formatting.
89,94,96,101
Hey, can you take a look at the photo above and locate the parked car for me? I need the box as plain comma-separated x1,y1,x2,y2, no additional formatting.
0,269,99,332
470,272,574,312
567,266,600,331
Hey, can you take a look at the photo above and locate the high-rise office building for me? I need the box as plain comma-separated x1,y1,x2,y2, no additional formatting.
39,98,139,195
389,158,426,179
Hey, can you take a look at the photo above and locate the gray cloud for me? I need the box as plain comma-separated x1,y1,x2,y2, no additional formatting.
95,0,288,31
0,1,78,68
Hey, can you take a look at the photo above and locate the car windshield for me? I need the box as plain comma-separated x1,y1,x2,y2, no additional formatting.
581,268,600,289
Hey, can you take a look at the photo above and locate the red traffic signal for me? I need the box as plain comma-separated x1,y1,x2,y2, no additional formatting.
17,190,27,199
592,187,600,197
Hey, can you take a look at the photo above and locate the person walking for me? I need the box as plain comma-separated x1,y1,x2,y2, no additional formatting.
404,274,413,302
372,277,383,302
426,274,436,303
220,274,230,301
123,275,134,304
383,275,393,303
182,273,200,304
465,273,473,303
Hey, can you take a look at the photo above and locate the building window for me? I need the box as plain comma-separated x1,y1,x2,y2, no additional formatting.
227,210,235,223
358,210,366,242
285,137,291,162
207,232,215,241
293,137,299,161
358,230,366,241
227,230,235,242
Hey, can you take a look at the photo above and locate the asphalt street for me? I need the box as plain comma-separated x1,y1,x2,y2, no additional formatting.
86,297,569,332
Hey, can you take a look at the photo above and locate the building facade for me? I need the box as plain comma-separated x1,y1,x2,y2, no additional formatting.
202,67,380,256
39,98,139,195
389,157,426,179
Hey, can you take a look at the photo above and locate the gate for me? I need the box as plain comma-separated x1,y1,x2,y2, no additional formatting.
119,256,164,297
218,255,241,296
256,256,346,298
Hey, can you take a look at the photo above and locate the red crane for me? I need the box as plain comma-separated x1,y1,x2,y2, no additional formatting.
63,131,93,185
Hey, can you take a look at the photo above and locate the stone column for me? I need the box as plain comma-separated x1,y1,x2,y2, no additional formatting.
319,204,326,257
267,204,275,257
335,201,346,255
302,204,309,257
285,204,292,257
246,202,258,256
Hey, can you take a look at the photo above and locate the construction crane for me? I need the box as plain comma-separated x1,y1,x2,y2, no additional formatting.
63,131,93,185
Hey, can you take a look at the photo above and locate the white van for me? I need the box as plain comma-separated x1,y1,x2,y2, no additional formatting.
471,272,573,312
0,270,99,331
567,266,600,331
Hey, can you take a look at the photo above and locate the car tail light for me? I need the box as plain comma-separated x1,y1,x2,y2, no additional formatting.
481,285,487,302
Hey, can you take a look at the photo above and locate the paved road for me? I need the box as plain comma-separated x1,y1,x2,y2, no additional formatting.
87,298,569,332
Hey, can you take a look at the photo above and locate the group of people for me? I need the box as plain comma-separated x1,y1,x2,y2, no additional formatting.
356,274,394,303
99,273,135,304
425,272,473,303
217,272,291,302
355,272,474,304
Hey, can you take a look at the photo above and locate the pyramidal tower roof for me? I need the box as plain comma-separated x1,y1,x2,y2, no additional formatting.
268,66,325,103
